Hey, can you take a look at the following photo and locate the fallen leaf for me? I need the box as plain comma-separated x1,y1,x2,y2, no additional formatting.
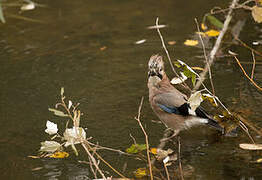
49,151,69,158
191,66,204,71
0,3,5,23
100,46,107,51
255,158,262,163
48,108,68,117
40,141,62,153
239,143,262,150
188,91,203,112
252,6,262,23
135,39,146,44
184,39,198,46
126,144,146,154
28,155,41,159
205,29,220,37
45,120,58,135
64,127,86,147
150,148,157,155
134,168,147,178
201,23,207,30
21,3,35,11
31,167,43,171
168,41,176,45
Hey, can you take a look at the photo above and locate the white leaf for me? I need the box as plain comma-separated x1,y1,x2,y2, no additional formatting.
239,143,262,150
64,127,86,147
21,3,35,11
40,141,61,152
135,39,146,44
163,156,170,164
45,121,58,135
188,91,203,112
171,72,188,84
68,100,72,110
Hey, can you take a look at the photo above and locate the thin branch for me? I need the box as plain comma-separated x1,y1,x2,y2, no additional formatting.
251,50,256,79
194,18,215,95
156,17,191,91
178,137,184,180
234,36,262,57
233,55,262,91
163,163,170,180
135,97,153,180
194,0,240,91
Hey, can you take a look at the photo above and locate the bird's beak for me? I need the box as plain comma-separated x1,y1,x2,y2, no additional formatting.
148,70,157,77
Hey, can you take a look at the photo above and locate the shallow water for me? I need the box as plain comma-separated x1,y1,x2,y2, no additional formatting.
1,0,262,179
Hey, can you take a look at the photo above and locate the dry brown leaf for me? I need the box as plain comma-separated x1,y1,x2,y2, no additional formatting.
168,41,176,45
239,143,262,150
252,6,262,23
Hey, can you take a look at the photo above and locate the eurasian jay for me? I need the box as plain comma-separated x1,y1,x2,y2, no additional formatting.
147,55,223,137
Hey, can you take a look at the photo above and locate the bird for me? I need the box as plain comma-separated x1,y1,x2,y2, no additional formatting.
147,54,223,138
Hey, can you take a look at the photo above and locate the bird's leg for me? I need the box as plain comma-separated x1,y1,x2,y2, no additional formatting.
160,129,180,142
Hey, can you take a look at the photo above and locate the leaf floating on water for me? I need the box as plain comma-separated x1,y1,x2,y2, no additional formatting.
201,23,207,30
184,39,198,46
0,3,5,23
135,39,146,44
255,158,262,163
168,41,176,45
64,127,86,147
134,168,147,178
45,120,58,135
40,141,62,153
28,155,41,159
206,15,223,29
205,29,220,37
21,2,35,11
49,151,69,158
61,87,64,96
126,144,146,154
100,46,107,51
48,108,68,117
252,6,262,23
239,143,262,150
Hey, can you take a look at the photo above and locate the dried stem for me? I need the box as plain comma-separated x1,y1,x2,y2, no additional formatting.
135,97,153,180
164,163,170,180
233,55,262,91
251,51,256,79
194,0,240,91
194,18,215,95
178,137,184,180
156,17,191,91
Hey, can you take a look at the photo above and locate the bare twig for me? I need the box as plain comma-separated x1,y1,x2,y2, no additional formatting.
156,17,191,91
234,36,262,57
236,114,262,137
239,121,255,144
135,97,153,180
163,163,170,180
194,0,240,91
233,55,262,91
194,18,215,95
178,137,184,180
251,51,256,79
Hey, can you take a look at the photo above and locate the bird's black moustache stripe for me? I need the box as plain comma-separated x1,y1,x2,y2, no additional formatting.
148,71,163,79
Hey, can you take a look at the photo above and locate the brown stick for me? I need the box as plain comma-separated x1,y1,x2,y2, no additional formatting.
135,97,153,180
194,0,240,91
233,55,262,91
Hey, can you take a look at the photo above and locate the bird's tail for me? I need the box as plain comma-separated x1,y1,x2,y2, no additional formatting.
207,118,224,134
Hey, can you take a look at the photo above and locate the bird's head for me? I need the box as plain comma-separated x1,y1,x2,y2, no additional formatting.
148,55,165,80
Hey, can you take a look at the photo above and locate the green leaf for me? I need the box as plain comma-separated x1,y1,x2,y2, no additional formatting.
191,73,196,86
48,108,68,117
0,3,6,23
207,15,223,29
126,144,147,154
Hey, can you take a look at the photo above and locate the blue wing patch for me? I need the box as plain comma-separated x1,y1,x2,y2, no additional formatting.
157,103,180,114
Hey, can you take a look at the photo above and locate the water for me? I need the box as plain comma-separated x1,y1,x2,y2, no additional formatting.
0,0,262,179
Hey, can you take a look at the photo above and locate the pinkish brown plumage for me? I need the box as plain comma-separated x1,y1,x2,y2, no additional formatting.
147,55,223,136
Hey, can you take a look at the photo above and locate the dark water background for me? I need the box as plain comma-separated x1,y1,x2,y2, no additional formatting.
1,0,262,179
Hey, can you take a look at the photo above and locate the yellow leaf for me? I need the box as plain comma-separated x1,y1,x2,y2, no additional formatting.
191,66,204,71
252,6,262,23
134,168,147,178
49,151,69,158
205,30,220,37
201,23,207,30
195,31,207,37
150,148,157,155
184,39,198,46
256,158,262,163
28,155,41,159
